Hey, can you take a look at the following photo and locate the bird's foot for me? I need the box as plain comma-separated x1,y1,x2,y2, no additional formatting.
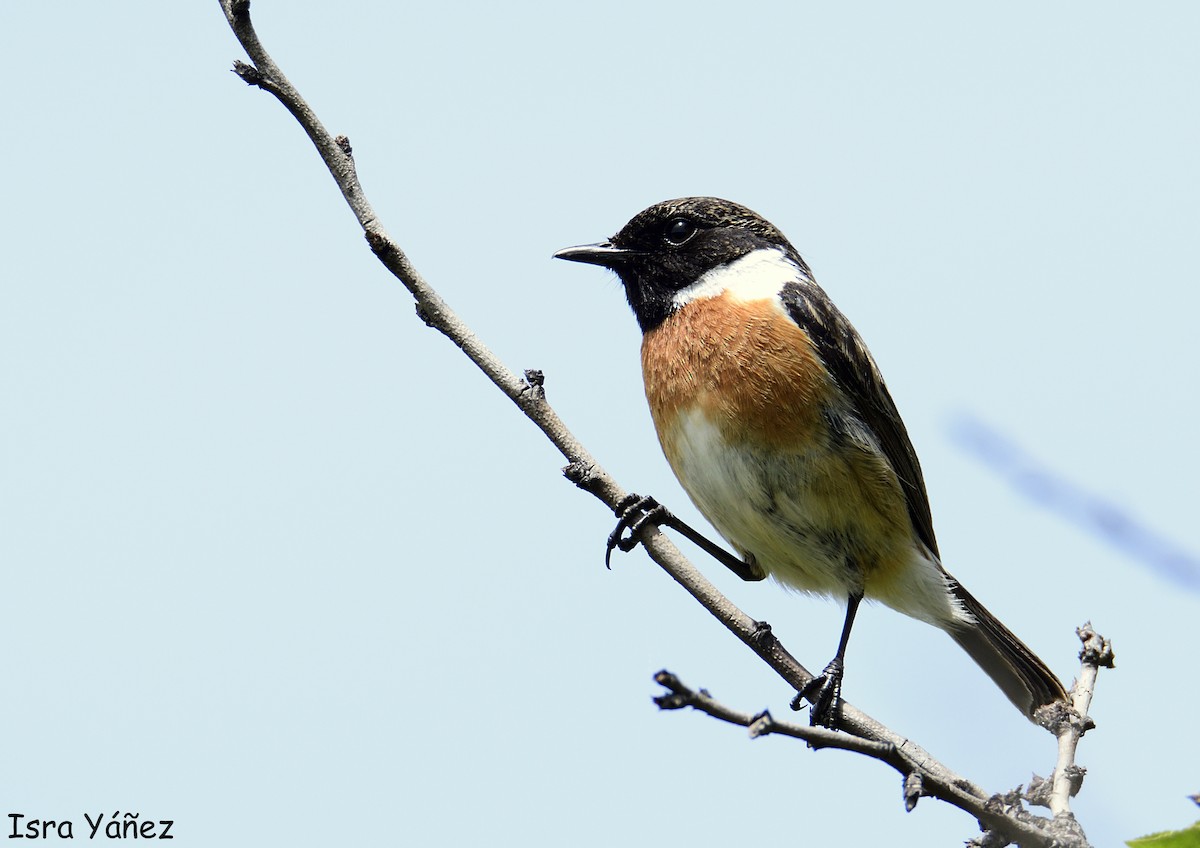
791,658,844,729
604,494,763,584
605,494,670,568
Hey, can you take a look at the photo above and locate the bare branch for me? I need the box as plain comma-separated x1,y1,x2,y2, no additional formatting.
220,0,612,504
1038,624,1113,819
653,671,1086,848
217,5,1100,846
652,670,895,759
218,0,816,706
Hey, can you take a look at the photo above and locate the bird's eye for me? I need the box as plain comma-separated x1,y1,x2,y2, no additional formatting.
663,217,698,246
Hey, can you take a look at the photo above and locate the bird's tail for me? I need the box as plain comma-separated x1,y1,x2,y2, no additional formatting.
945,578,1067,720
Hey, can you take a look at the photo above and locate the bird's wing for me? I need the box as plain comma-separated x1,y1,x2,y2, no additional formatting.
780,281,939,558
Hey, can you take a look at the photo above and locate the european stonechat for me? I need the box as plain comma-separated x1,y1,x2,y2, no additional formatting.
555,197,1066,727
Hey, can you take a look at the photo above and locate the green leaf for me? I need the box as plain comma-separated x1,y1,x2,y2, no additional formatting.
1127,821,1200,848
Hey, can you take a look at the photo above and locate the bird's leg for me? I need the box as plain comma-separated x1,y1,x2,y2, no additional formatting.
606,494,766,582
791,592,863,728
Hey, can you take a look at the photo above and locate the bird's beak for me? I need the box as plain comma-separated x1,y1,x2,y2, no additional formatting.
553,242,636,268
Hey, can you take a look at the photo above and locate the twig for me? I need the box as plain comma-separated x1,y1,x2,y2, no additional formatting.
1028,623,1113,825
654,671,1079,847
219,0,820,716
1054,624,1111,813
221,0,612,504
217,5,1097,845
652,670,895,759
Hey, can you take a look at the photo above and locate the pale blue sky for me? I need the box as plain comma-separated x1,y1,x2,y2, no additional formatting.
2,2,1197,845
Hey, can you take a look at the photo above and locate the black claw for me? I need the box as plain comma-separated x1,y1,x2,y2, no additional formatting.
604,529,621,569
605,494,665,567
794,658,845,729
614,493,643,513
792,594,860,729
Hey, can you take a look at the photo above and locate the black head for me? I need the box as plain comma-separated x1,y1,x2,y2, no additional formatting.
554,197,812,332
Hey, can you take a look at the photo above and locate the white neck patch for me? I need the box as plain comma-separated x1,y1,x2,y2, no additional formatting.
671,247,804,308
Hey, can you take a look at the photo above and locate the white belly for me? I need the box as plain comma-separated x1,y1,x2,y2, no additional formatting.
663,407,964,626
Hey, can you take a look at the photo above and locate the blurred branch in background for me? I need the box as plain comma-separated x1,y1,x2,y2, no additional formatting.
950,414,1200,593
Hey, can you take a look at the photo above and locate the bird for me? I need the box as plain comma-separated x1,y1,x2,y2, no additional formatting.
554,196,1066,727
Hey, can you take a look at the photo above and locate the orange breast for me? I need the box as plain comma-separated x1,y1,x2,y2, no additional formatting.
640,293,832,454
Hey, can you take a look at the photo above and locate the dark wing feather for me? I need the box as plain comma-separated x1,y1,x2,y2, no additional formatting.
780,281,939,558
780,274,1067,717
